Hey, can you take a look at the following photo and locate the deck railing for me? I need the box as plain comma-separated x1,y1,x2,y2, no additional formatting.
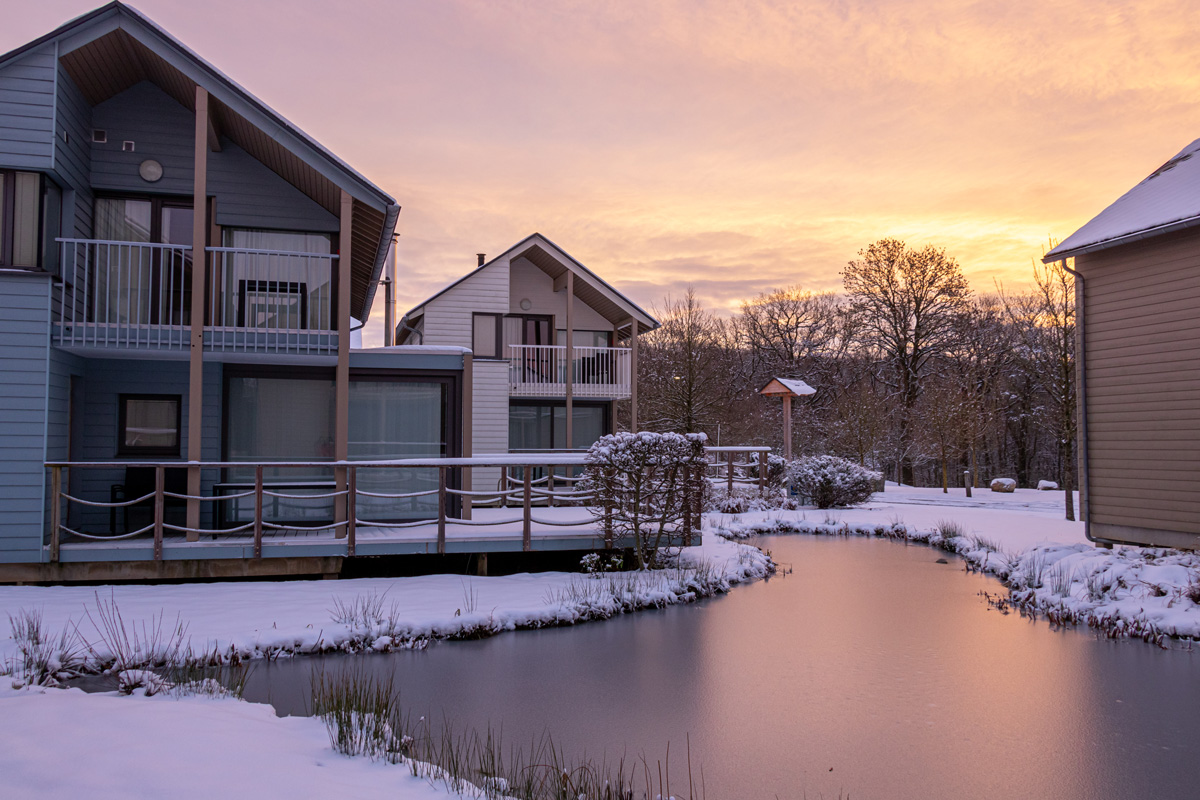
53,239,338,355
43,449,750,563
205,246,338,354
705,446,774,494
508,344,632,398
56,238,193,349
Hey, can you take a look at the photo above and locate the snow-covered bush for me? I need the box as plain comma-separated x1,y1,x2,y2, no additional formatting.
787,455,881,508
752,451,790,488
581,431,708,569
706,485,799,514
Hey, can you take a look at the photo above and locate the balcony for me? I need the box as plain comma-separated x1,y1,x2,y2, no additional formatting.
53,239,338,357
508,344,632,399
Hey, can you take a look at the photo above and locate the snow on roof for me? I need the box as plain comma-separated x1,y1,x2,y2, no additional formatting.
759,377,816,396
1045,138,1200,261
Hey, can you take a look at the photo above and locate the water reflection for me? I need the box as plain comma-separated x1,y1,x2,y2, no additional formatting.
241,536,1200,799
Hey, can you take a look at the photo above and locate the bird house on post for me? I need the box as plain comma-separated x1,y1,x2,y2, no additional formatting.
758,378,816,461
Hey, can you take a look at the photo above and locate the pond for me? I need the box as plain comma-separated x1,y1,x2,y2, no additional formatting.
239,536,1200,799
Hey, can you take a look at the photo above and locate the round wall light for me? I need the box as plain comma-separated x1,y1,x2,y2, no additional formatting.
138,159,164,183
519,298,532,311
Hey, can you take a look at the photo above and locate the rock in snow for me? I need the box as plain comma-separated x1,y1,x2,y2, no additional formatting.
990,478,1017,493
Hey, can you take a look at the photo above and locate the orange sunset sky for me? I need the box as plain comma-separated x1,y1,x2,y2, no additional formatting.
5,0,1200,346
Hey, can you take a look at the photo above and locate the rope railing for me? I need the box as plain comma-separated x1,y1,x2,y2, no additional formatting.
44,446,770,562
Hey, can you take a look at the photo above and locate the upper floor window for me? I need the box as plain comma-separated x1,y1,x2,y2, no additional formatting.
473,313,502,358
1,170,60,270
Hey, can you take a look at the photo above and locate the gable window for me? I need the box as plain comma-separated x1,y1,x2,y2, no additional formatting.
118,394,181,456
472,313,502,358
1,170,58,270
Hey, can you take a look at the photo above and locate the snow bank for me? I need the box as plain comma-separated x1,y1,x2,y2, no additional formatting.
1,538,772,675
0,687,462,800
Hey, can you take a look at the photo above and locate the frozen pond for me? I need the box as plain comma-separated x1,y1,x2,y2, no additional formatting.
239,535,1200,799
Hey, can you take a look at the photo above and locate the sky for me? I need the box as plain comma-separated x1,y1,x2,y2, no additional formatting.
5,0,1200,345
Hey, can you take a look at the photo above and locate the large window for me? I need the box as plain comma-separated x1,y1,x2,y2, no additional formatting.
118,394,181,456
219,229,334,331
509,401,609,451
1,170,58,269
225,373,336,480
472,313,502,359
92,195,193,325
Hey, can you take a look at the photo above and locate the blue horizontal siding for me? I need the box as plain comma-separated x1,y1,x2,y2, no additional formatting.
0,274,49,560
0,45,55,170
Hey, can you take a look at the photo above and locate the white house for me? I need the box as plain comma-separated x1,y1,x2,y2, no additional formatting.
398,233,659,493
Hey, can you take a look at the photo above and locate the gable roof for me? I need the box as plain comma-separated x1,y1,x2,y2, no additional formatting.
0,2,400,321
402,233,660,335
759,377,816,397
1045,138,1200,262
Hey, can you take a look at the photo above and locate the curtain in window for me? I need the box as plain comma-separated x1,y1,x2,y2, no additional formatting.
220,229,333,330
94,198,154,324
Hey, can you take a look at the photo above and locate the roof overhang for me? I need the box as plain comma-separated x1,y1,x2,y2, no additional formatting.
759,377,816,397
0,2,399,321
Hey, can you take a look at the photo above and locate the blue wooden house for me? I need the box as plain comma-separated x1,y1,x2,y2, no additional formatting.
0,3,505,581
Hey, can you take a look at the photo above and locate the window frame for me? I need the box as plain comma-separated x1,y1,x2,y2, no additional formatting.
117,393,182,457
472,312,504,359
0,169,52,270
508,399,611,451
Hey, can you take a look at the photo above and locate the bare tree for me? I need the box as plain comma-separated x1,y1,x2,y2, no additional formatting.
1002,257,1077,519
842,239,972,485
738,286,842,377
640,289,731,434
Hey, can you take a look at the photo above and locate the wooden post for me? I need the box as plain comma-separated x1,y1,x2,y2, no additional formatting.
461,352,473,521
347,466,357,557
334,190,353,537
153,466,164,561
726,451,734,493
253,464,263,559
628,318,638,432
186,85,210,542
565,271,574,450
758,451,767,495
49,466,62,563
437,466,447,555
782,394,793,461
547,468,556,508
522,465,532,552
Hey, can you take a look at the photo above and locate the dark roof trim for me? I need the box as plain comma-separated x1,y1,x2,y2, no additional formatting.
1042,213,1200,262
360,204,401,323
0,2,395,212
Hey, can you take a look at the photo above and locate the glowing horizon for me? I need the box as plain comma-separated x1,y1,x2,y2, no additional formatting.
5,0,1198,343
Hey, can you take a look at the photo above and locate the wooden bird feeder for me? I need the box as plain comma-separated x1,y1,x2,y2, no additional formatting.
758,378,816,461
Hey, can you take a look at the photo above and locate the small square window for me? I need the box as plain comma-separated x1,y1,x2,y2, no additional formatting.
122,141,135,152
92,129,107,143
118,394,181,456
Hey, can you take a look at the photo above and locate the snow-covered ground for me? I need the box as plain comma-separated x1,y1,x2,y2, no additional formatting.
0,537,770,673
0,686,466,800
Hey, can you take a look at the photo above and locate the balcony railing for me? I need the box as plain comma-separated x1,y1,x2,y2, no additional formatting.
54,239,338,355
508,344,632,398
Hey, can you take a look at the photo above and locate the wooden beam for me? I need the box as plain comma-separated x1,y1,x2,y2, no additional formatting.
783,394,793,461
206,112,222,152
334,190,353,537
565,270,574,450
186,85,209,542
629,318,638,433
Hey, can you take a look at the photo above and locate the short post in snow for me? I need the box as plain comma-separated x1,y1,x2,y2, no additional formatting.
964,470,972,498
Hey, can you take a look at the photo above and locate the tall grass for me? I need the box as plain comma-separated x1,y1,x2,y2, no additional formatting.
311,665,704,799
4,608,85,686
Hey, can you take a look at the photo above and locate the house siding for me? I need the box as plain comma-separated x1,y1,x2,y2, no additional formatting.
0,273,52,563
471,360,510,492
1077,226,1200,547
74,359,223,534
91,81,337,232
0,44,56,171
421,257,511,346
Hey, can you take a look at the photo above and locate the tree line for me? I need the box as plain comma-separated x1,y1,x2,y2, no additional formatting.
631,237,1078,519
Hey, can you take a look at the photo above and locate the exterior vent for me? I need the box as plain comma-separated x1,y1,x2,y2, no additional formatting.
61,129,70,144
122,141,135,152
92,129,107,143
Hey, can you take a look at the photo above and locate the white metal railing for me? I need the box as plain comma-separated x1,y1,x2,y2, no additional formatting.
508,344,632,398
53,240,338,355
56,238,193,349
205,247,338,354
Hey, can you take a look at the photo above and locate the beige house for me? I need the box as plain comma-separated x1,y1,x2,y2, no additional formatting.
397,233,658,493
1045,138,1200,550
